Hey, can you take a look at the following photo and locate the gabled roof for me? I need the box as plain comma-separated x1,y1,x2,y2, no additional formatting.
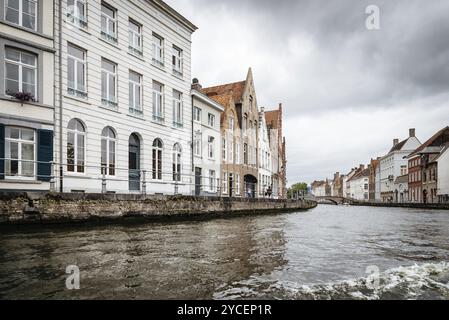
349,168,370,182
202,81,246,103
265,110,280,129
389,139,408,153
408,126,449,157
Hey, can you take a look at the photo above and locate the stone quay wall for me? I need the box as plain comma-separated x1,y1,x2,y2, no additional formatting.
351,201,449,210
0,192,317,225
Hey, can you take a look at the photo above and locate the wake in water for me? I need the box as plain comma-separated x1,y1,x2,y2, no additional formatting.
273,262,449,300
215,262,449,300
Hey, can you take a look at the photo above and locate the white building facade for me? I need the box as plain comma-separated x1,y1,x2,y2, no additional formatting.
258,108,272,197
375,163,381,201
437,146,449,203
191,83,223,196
54,0,197,194
380,129,421,202
0,0,55,191
350,169,369,201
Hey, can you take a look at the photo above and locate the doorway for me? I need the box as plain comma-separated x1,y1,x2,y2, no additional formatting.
129,134,141,191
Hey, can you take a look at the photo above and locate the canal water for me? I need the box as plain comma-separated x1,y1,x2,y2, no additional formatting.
1,205,449,300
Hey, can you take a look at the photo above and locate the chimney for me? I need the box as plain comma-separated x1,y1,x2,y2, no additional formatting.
191,78,202,91
393,139,399,147
409,128,416,138
359,164,365,171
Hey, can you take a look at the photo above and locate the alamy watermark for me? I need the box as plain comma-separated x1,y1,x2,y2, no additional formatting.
66,265,80,290
365,5,381,30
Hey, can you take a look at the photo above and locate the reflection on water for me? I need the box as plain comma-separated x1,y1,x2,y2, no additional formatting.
0,205,449,300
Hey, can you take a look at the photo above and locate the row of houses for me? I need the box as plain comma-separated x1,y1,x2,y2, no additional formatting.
0,0,287,198
312,127,449,204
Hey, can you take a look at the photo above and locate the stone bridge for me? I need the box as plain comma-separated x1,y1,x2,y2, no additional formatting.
313,196,355,205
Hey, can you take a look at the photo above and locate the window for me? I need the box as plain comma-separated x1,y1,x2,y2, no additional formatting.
244,143,248,165
208,136,215,159
235,143,240,165
400,165,407,176
172,46,183,77
5,0,37,30
152,138,163,180
152,81,164,122
67,44,87,98
67,0,87,29
229,117,234,131
172,143,182,182
222,138,227,161
101,127,116,176
222,172,228,194
67,119,85,173
235,174,240,195
209,170,216,192
5,47,37,100
194,132,201,157
208,114,215,127
129,71,142,115
152,33,164,67
5,127,35,179
228,140,234,164
173,90,183,128
128,19,142,56
101,2,117,43
101,59,117,107
193,107,202,122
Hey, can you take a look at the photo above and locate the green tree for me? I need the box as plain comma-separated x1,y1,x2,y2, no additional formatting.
288,182,308,198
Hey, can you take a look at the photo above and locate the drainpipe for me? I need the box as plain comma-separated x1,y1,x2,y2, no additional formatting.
58,1,63,193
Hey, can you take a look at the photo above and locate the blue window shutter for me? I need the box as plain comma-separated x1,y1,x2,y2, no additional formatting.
0,124,4,180
37,130,54,182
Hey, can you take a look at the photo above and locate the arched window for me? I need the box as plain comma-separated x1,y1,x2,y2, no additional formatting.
152,138,163,180
173,143,182,181
101,127,116,176
67,119,85,173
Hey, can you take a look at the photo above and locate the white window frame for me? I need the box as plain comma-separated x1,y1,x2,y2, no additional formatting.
209,170,216,192
129,70,142,114
101,127,116,176
228,140,234,164
194,132,202,157
4,47,37,99
101,2,117,41
128,19,142,54
229,117,234,131
67,120,85,174
235,174,240,195
152,33,164,67
222,172,228,195
172,45,183,76
208,136,215,160
67,44,87,97
5,0,37,31
67,0,87,29
4,127,36,180
152,81,164,122
222,137,227,161
208,113,215,128
173,90,183,127
152,139,163,181
235,143,240,165
172,144,182,182
193,107,202,122
101,58,117,106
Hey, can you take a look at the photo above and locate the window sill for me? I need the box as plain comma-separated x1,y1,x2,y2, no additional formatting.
151,61,166,73
172,71,184,81
0,20,53,40
99,105,121,114
65,20,90,34
98,36,121,50
127,113,145,121
2,179,42,184
127,50,145,62
0,96,54,109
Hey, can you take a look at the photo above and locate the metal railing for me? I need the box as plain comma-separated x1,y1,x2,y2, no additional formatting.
0,158,271,198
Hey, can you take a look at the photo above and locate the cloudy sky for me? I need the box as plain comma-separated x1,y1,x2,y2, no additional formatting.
166,0,449,185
